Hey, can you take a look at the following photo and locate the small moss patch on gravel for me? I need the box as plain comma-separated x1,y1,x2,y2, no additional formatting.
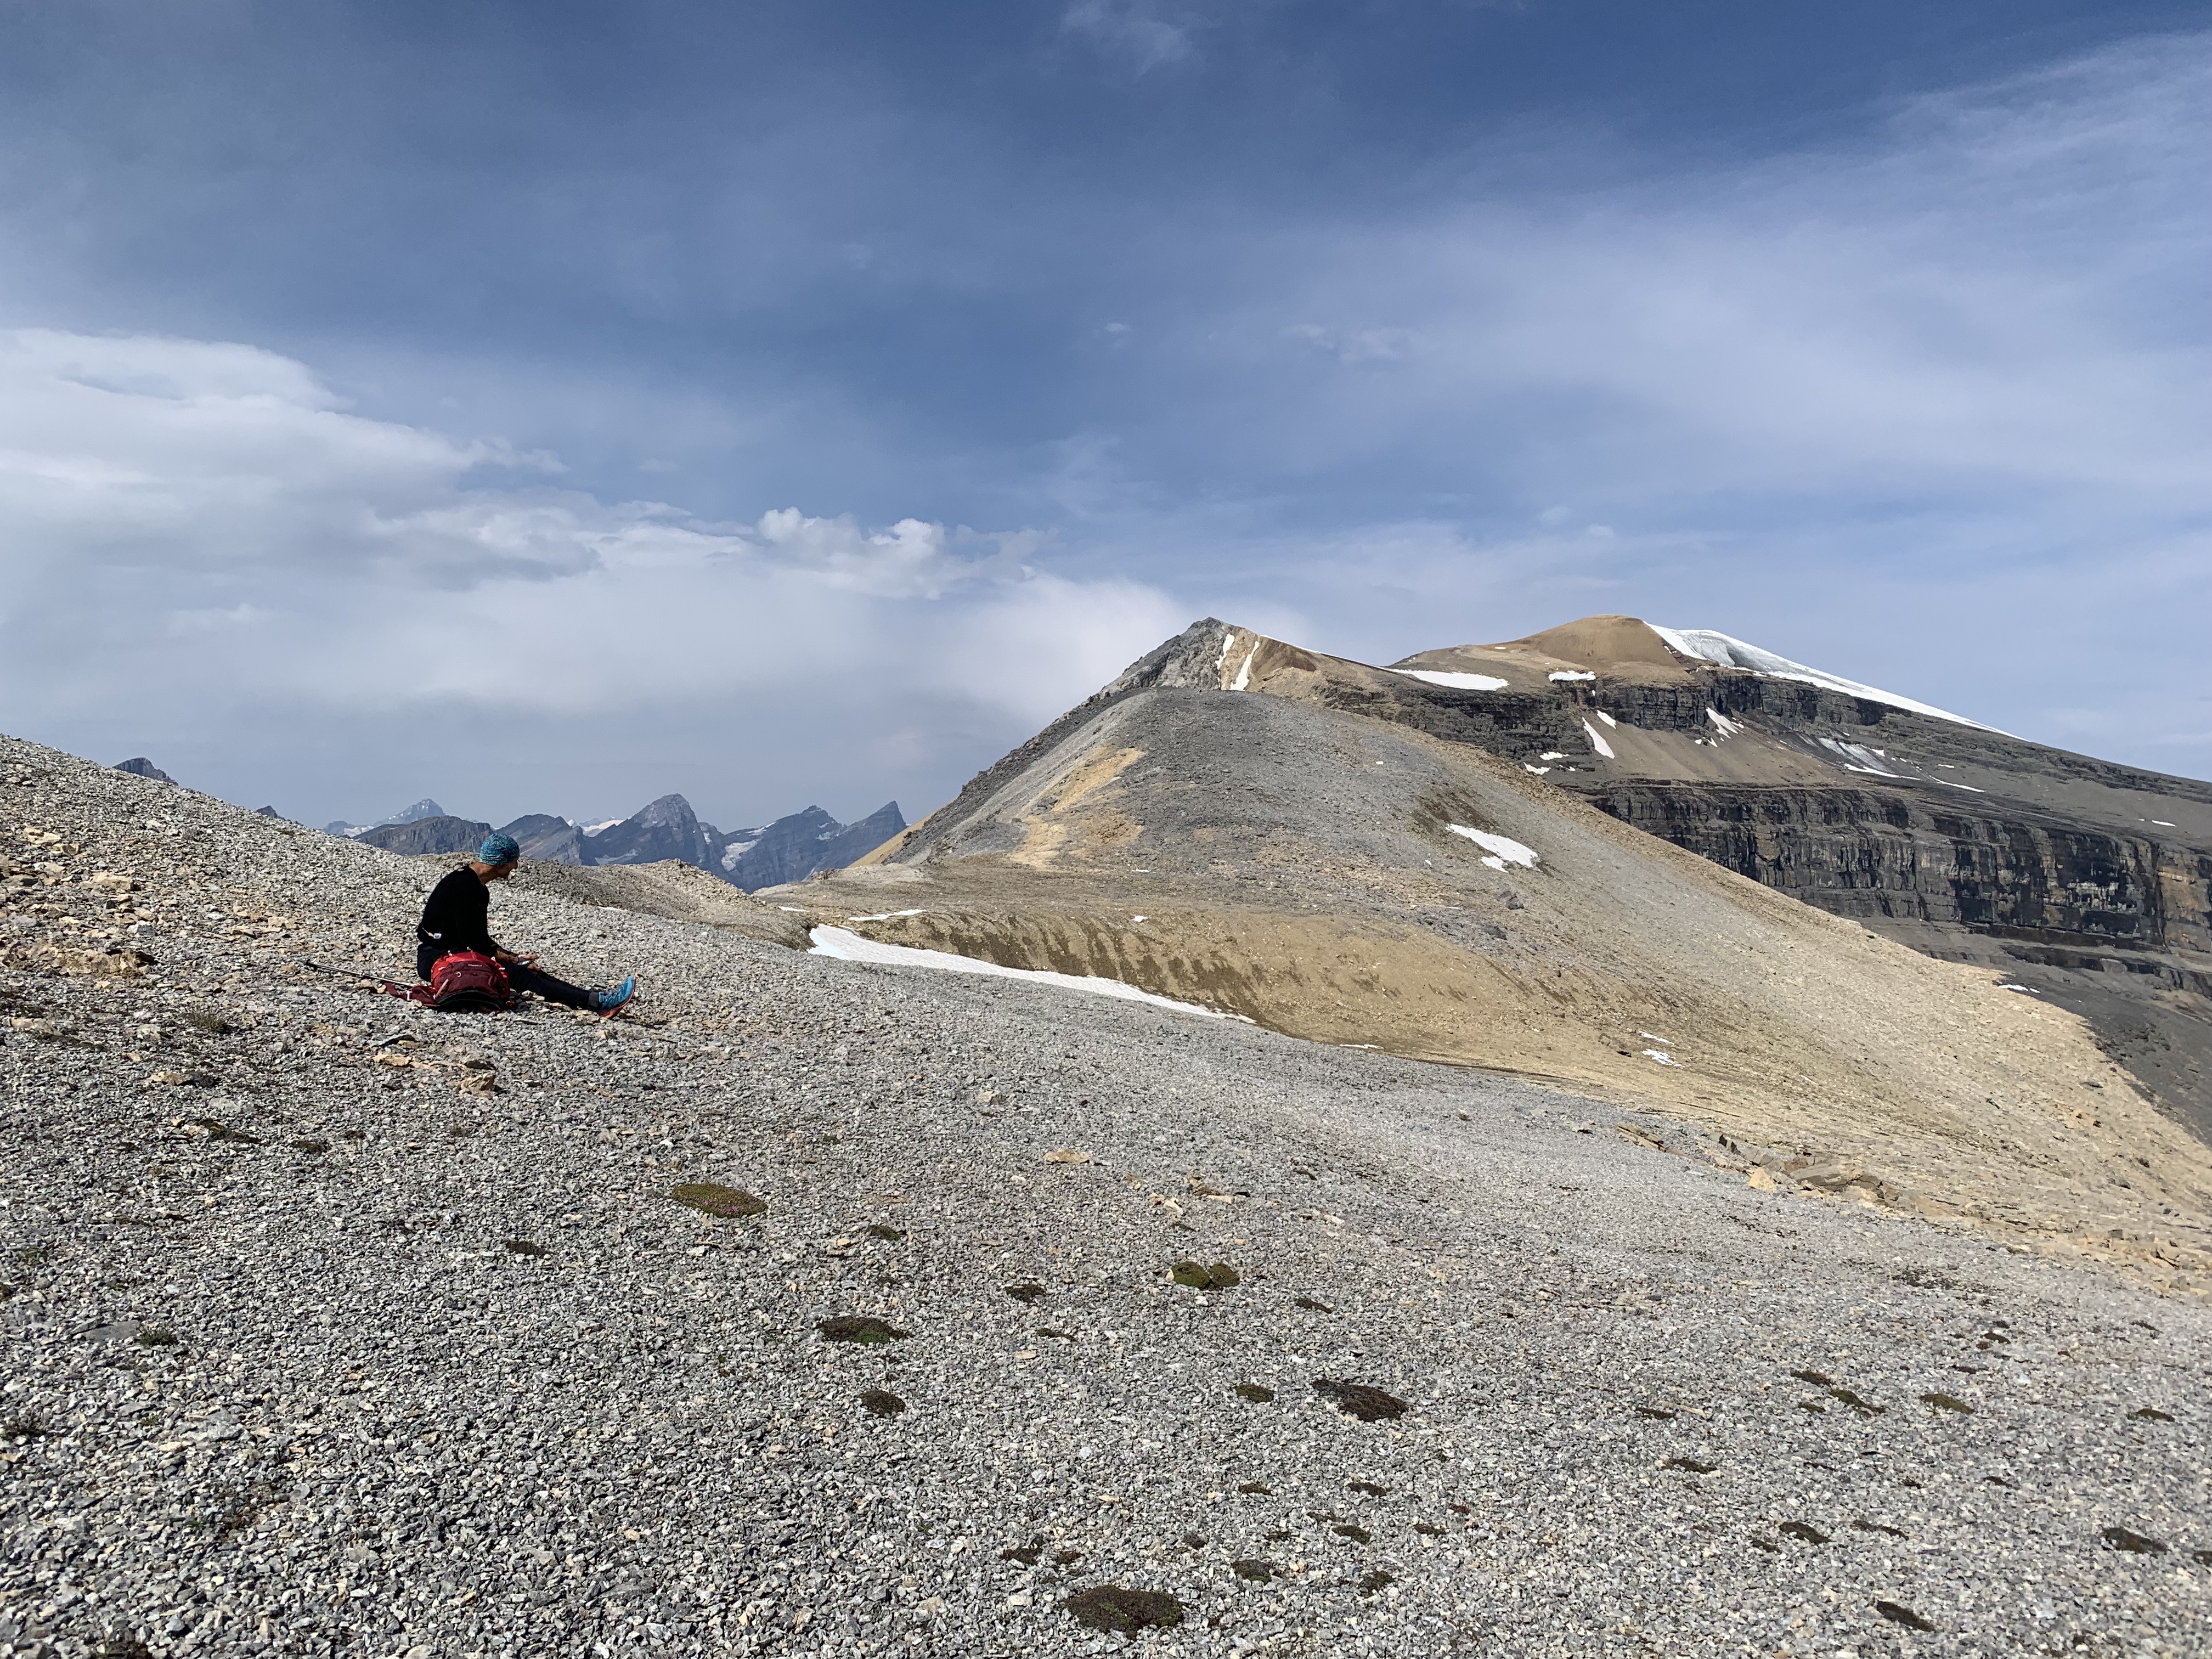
502,1239,546,1257
1633,1404,1675,1419
289,1136,329,1154
862,1223,904,1240
1358,1570,1395,1595
1005,1282,1046,1303
1001,1539,1043,1565
1234,1383,1274,1403
2126,1407,2172,1421
1779,1522,1829,1545
1348,1479,1389,1496
670,1181,767,1217
1331,1524,1370,1544
1665,1457,1718,1474
859,1389,906,1417
1789,1368,1832,1385
211,1475,286,1536
1828,1386,1883,1414
134,1328,177,1347
1313,1378,1407,1422
1237,1481,1271,1495
1921,1392,1974,1413
1293,1295,1331,1311
1874,1600,1935,1631
1230,1559,1276,1582
1170,1260,1242,1290
1853,1518,1908,1538
816,1315,910,1345
1063,1584,1184,1632
2101,1526,2165,1554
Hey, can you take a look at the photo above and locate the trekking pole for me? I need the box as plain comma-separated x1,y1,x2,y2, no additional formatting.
293,958,397,983
292,957,425,1003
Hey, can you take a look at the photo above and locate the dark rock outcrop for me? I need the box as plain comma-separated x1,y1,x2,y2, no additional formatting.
354,815,494,856
114,758,176,785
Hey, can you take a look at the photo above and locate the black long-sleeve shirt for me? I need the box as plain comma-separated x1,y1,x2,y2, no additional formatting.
416,867,500,957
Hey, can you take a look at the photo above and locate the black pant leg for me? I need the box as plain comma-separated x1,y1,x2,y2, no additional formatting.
505,961,596,1009
416,943,444,982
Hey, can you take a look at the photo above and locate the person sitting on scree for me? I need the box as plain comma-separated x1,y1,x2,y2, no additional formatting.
416,832,636,1013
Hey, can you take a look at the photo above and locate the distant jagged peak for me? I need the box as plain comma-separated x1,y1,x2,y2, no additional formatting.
1095,618,1336,702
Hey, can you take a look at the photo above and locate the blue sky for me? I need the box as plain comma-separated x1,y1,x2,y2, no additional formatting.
0,1,2204,829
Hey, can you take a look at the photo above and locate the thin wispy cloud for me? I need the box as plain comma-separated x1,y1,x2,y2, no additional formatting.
1061,0,1199,71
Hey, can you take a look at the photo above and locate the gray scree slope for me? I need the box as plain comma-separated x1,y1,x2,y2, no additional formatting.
3,731,2208,1657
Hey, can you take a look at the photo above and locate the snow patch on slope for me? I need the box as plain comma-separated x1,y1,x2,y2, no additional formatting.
808,927,1242,1019
1391,668,1510,692
1647,625,2005,733
1582,720,1616,760
1818,737,1901,777
1230,640,1260,691
1447,825,1539,868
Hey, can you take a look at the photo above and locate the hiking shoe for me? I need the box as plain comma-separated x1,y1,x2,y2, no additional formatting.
593,977,636,1015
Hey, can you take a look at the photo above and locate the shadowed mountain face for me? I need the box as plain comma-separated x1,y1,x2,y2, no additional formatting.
498,812,585,865
113,758,176,785
717,802,907,891
579,793,715,868
353,815,493,856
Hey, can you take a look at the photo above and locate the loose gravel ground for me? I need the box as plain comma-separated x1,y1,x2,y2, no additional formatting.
3,735,2209,1659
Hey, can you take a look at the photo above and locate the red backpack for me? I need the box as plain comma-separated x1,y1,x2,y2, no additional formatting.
410,951,514,1013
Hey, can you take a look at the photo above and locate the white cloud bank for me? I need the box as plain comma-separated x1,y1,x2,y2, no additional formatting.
0,328,1187,818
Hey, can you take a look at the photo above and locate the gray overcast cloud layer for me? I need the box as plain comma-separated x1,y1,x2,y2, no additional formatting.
0,1,2205,830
